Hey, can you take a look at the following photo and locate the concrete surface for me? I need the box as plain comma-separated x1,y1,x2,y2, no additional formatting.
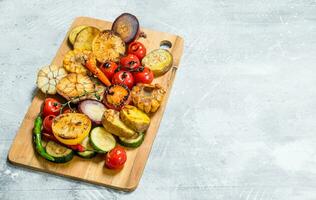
1,0,316,199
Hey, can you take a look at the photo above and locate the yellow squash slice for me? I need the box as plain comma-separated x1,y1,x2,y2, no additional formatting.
102,109,136,138
68,25,88,45
74,26,100,51
92,30,126,63
120,105,150,132
52,113,92,145
63,49,90,74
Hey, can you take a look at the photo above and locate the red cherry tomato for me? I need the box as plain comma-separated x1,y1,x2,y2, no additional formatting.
43,98,61,117
133,67,154,84
43,115,55,134
128,41,146,60
105,146,127,169
100,61,119,80
112,70,134,89
120,54,140,70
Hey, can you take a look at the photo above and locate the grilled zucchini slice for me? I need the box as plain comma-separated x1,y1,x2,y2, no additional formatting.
74,26,100,51
77,136,96,158
45,141,74,163
141,49,173,76
90,127,116,153
118,133,145,148
69,25,88,45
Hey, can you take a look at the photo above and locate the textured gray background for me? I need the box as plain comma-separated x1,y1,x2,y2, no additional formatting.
1,0,316,199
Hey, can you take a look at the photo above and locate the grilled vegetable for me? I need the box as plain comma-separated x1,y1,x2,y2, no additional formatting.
120,105,150,132
102,109,136,138
112,70,134,89
120,54,141,71
68,25,88,45
74,26,100,51
118,133,145,148
112,13,139,43
92,30,126,63
85,55,111,86
103,84,131,110
52,113,92,145
67,144,85,152
78,100,106,124
77,136,96,158
128,41,146,60
36,65,68,94
33,116,55,162
90,127,116,153
45,141,74,163
141,49,173,76
133,67,154,84
42,98,61,117
43,115,55,134
100,61,119,80
63,49,90,74
56,73,95,103
131,83,166,113
105,146,127,169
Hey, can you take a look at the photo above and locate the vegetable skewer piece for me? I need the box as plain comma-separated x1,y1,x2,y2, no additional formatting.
86,56,112,87
33,116,55,162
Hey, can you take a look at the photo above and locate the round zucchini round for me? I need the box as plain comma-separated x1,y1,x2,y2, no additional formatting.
45,141,74,163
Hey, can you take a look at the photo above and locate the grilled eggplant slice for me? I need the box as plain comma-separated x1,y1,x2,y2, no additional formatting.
102,109,137,138
141,49,173,77
112,13,139,43
120,105,150,132
74,26,100,51
69,25,88,45
92,30,126,63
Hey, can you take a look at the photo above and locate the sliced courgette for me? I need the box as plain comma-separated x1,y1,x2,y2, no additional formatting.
141,49,173,77
68,25,88,45
90,127,116,153
118,133,145,148
45,141,74,163
77,136,96,159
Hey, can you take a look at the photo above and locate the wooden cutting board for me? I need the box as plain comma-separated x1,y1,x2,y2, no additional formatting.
7,16,184,191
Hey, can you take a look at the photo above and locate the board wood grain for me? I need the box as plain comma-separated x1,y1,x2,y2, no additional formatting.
7,16,184,191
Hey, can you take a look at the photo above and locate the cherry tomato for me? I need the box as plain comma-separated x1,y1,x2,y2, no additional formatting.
128,41,146,60
100,61,119,80
67,144,85,152
112,70,134,89
43,115,55,134
105,146,127,169
120,54,140,70
133,67,154,84
42,98,61,117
